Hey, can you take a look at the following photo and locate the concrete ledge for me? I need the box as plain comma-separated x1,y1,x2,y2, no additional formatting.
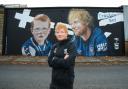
0,56,128,64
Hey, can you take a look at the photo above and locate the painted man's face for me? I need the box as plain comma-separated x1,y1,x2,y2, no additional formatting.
69,19,87,36
31,20,50,43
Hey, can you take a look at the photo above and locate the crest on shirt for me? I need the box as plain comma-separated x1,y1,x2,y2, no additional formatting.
54,48,57,53
64,48,68,54
77,49,82,55
89,45,94,54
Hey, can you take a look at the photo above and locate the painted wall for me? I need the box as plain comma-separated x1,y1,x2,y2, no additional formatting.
3,7,125,56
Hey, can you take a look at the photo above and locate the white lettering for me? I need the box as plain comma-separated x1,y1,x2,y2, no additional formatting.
98,12,123,20
97,43,107,52
99,14,123,26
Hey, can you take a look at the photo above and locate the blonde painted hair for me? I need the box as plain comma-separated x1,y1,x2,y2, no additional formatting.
55,22,68,33
68,9,94,29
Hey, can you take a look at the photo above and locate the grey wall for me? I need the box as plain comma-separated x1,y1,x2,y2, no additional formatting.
123,5,128,41
0,8,4,54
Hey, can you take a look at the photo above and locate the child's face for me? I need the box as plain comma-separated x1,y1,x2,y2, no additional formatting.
32,20,50,43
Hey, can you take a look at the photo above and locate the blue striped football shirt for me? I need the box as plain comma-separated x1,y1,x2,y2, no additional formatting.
22,37,52,56
74,27,108,56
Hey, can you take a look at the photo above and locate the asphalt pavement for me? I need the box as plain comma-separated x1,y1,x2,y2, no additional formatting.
0,64,128,89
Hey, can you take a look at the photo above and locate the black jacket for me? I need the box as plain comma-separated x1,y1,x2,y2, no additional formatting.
48,38,77,89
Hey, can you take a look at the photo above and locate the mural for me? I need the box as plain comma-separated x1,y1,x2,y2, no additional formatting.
3,7,125,56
